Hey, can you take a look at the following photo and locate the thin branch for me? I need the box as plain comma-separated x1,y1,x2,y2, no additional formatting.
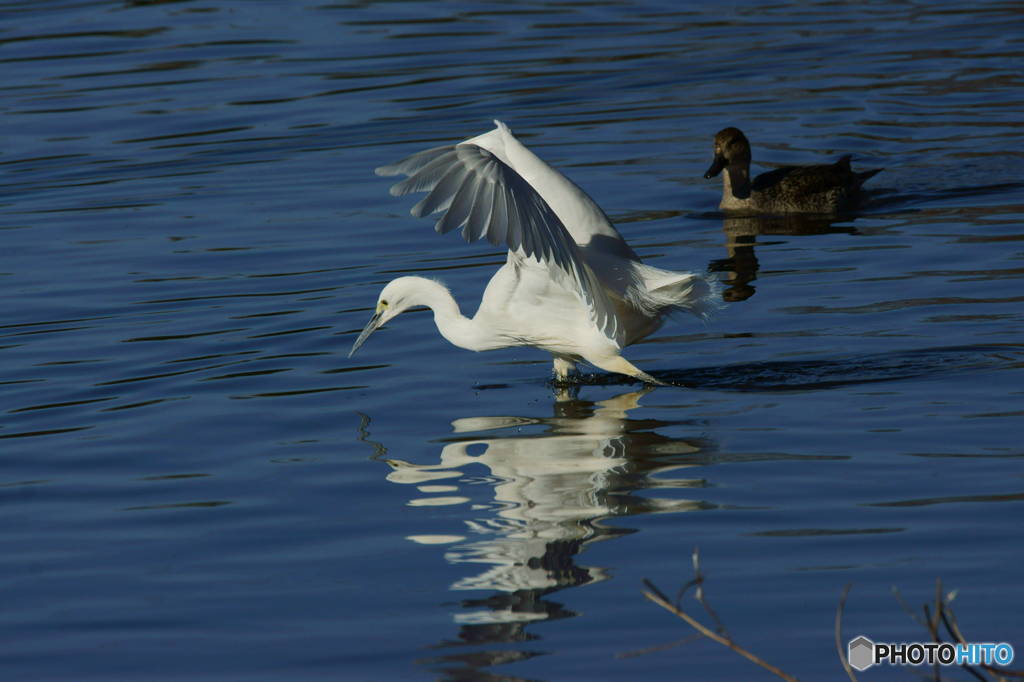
690,547,729,638
940,593,1024,680
891,585,927,628
940,602,969,646
835,583,858,682
930,578,944,642
936,595,988,682
642,578,672,605
616,633,704,659
905,582,1024,681
642,586,801,682
673,576,701,609
986,669,1024,680
926,579,944,682
672,548,705,608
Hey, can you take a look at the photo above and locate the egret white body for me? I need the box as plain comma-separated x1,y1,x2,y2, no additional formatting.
350,121,717,384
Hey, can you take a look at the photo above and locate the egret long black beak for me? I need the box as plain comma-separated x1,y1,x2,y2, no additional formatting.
348,310,384,358
704,153,726,179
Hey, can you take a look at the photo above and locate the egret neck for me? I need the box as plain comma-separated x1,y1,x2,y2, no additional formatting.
405,278,499,352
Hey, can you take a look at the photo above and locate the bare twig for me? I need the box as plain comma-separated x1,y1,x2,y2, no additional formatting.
835,583,858,682
940,602,969,646
937,607,988,682
895,581,1024,682
642,585,800,682
644,555,1023,682
923,578,943,681
643,577,672,605
616,633,704,659
891,585,928,628
689,548,729,638
671,549,704,608
929,578,944,642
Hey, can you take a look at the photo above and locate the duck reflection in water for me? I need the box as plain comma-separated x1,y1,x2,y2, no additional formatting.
711,214,859,302
366,388,713,674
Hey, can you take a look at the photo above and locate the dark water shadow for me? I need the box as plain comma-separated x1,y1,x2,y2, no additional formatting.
660,344,1022,392
880,181,1024,211
476,345,1022,393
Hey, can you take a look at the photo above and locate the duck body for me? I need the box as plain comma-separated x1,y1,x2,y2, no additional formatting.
705,127,881,215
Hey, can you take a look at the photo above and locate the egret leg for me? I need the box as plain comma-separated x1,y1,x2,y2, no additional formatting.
552,356,576,382
592,355,667,386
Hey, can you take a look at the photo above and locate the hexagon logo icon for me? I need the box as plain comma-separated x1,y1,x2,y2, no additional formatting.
848,635,875,671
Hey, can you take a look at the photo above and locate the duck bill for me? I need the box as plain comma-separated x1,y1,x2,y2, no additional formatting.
704,154,727,179
348,311,383,358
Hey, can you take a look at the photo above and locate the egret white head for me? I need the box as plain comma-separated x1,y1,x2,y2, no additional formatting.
348,277,423,358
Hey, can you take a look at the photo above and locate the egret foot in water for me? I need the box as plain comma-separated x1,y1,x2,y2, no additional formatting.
551,355,579,387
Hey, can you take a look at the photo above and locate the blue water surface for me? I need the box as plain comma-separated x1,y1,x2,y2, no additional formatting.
2,1,1023,680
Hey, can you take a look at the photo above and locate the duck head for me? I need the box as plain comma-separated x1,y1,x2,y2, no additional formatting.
704,127,752,199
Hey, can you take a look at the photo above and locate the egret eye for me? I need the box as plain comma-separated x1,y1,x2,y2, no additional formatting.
381,300,389,307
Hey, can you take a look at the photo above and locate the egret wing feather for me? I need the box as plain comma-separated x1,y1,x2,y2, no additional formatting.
465,177,495,242
503,184,525,253
379,141,619,340
376,145,451,178
436,170,480,235
486,180,510,245
409,160,465,216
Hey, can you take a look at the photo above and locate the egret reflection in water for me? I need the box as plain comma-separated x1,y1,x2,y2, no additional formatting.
363,389,712,667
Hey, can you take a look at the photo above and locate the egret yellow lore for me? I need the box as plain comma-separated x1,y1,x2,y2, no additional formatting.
350,120,718,384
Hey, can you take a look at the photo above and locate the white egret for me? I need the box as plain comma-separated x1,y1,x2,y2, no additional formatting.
350,120,718,384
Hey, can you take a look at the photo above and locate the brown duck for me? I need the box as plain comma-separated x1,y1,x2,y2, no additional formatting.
704,127,882,214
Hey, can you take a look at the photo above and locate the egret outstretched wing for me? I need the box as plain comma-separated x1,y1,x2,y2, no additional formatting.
376,142,620,339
